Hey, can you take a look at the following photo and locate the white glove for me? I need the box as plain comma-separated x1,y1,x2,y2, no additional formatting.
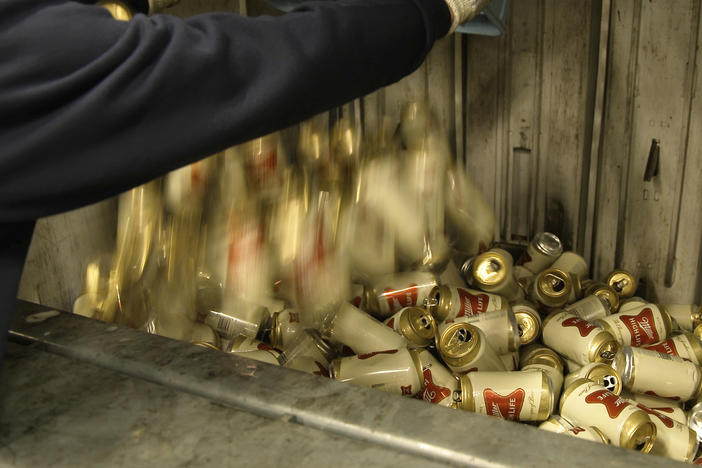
442,0,492,34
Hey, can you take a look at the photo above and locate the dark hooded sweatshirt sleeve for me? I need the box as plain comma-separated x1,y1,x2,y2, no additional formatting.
0,0,450,358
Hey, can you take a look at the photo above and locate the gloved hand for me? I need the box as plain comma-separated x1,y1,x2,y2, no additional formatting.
442,0,492,33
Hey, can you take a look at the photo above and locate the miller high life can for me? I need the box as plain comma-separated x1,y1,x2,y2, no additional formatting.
662,303,702,332
511,300,541,346
582,282,620,314
438,306,520,355
596,303,673,348
550,251,589,280
270,309,303,349
383,307,436,349
538,415,609,444
606,269,638,299
563,362,622,395
618,297,647,313
204,300,272,341
457,370,554,422
437,322,506,373
325,302,407,355
642,332,702,365
499,351,519,371
542,310,619,365
330,348,423,396
426,285,504,323
560,379,656,452
227,336,283,366
529,268,572,311
612,346,702,401
621,390,686,425
472,248,524,302
520,346,564,399
634,403,699,462
564,294,611,322
439,259,468,288
416,349,461,408
363,271,438,319
516,232,563,275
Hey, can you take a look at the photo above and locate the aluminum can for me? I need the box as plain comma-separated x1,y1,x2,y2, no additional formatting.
634,403,698,462
511,300,541,346
563,362,622,395
499,351,519,371
364,271,437,319
538,415,609,444
612,346,702,401
458,370,554,422
437,322,506,373
606,269,638,299
542,310,619,365
458,255,477,288
279,329,336,367
516,232,563,274
582,282,620,314
662,303,702,332
383,307,436,349
642,332,702,365
326,302,407,355
286,356,330,377
596,303,673,347
330,348,423,396
550,251,588,280
618,296,648,313
560,379,656,452
513,266,535,297
521,349,564,400
563,357,583,373
270,309,303,349
688,393,702,443
416,349,461,407
439,306,520,355
439,259,468,289
97,0,134,20
620,390,686,424
426,285,504,323
565,294,611,322
192,340,220,351
229,335,281,353
529,268,572,310
472,248,524,301
349,283,365,309
204,301,271,341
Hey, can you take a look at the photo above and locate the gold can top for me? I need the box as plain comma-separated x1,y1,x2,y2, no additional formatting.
97,1,134,20
620,411,656,453
589,330,619,364
589,426,610,445
683,331,702,365
426,285,450,322
473,250,511,287
589,284,620,313
400,307,437,346
607,270,637,298
514,306,542,346
192,340,220,351
538,371,555,421
534,268,572,307
438,322,481,367
457,373,475,412
656,304,674,337
584,363,623,395
270,311,282,348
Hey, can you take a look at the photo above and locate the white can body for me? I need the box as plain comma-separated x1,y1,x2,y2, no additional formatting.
332,348,422,396
329,302,407,355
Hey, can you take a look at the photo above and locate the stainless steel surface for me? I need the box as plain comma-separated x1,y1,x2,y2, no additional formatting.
6,300,686,467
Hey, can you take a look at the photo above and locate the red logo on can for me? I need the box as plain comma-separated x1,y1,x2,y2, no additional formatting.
516,252,532,266
383,284,419,313
618,308,660,346
643,339,679,357
257,343,282,353
636,404,675,428
401,385,413,396
288,311,300,323
483,388,525,421
357,349,398,360
585,389,631,418
351,296,362,308
456,288,490,317
386,318,396,329
422,369,451,404
644,390,681,401
561,317,598,337
313,361,329,378
569,427,586,435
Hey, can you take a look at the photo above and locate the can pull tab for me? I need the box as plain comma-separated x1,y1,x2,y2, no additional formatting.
643,139,660,182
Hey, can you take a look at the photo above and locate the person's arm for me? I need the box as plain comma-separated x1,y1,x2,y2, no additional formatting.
0,0,450,222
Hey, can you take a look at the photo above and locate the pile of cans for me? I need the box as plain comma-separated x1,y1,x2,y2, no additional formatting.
72,102,702,463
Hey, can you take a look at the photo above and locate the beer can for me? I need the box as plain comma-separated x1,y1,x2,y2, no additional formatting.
458,255,477,288
426,285,504,323
204,301,271,341
521,352,564,399
583,282,620,314
542,310,619,365
529,268,572,310
472,248,524,302
550,251,589,280
349,283,365,309
416,349,461,407
564,357,583,373
517,232,563,274
565,294,611,322
437,322,506,373
618,297,648,313
439,259,468,289
279,329,337,367
364,271,438,319
563,362,622,395
499,351,520,371
635,403,698,462
606,269,638,299
688,394,702,442
458,370,554,422
621,390,686,425
383,306,436,349
330,348,423,396
97,0,134,20
612,346,702,401
513,266,535,297
538,415,609,444
596,303,673,347
662,304,702,332
438,306,520,355
560,378,656,452
270,309,304,348
642,332,702,365
286,356,330,377
229,335,281,353
192,340,220,351
325,302,407,355
512,300,541,346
